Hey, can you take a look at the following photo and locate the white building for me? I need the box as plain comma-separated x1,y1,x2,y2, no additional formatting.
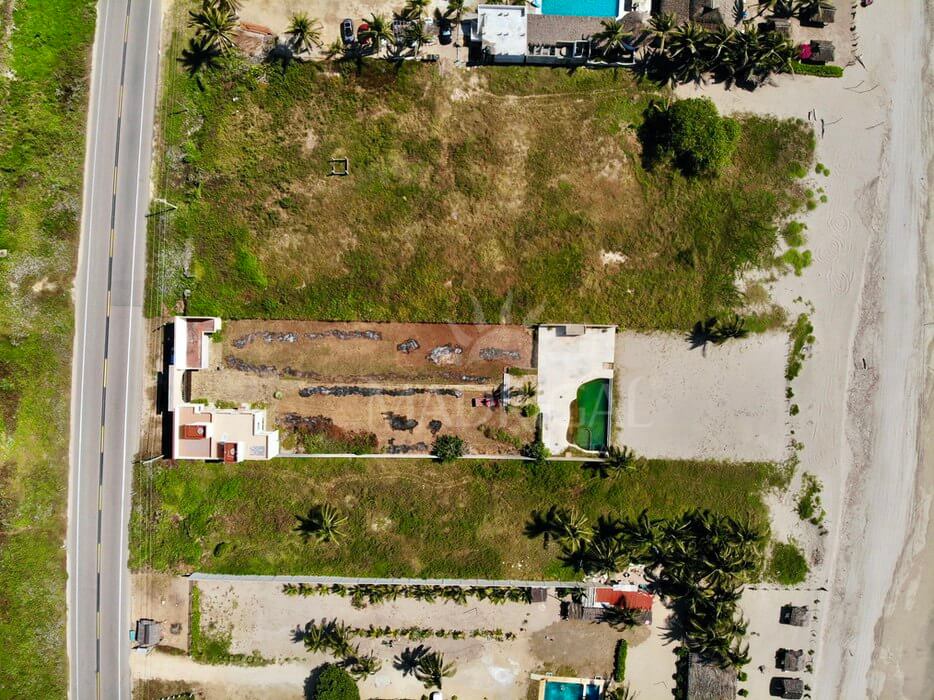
168,316,279,462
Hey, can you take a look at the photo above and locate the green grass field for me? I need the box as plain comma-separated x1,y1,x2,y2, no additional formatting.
0,0,96,695
151,41,813,330
131,457,779,580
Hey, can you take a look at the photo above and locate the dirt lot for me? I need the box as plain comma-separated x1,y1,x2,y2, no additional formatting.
132,579,681,699
131,573,191,653
190,321,536,454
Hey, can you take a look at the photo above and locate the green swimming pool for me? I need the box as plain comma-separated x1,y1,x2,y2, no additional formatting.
570,378,610,451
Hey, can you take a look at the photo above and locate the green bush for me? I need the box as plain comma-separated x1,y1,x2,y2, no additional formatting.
313,664,360,700
521,403,540,418
788,60,844,78
432,434,465,463
666,98,740,176
768,541,809,585
520,440,550,465
614,639,628,682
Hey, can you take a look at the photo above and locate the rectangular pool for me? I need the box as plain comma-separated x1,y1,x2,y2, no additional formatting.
539,0,620,17
542,680,602,700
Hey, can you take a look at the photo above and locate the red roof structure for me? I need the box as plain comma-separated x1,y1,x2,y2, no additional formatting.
594,588,653,610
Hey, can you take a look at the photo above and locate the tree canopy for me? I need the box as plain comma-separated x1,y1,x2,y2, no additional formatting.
311,664,360,700
667,98,740,175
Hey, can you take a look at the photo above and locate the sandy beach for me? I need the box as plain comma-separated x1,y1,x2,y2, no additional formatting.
677,1,931,697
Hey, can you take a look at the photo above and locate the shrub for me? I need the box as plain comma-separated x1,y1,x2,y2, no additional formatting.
788,60,844,78
312,664,360,700
614,639,628,682
781,221,807,247
666,98,740,176
432,434,465,462
768,541,809,585
520,440,550,465
521,403,540,418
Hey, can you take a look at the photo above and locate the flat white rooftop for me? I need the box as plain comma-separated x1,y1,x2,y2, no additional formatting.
536,324,616,454
477,4,528,59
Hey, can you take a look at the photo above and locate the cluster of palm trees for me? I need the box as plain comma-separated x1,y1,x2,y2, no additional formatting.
602,13,798,89
526,507,763,668
394,645,457,689
282,581,534,607
301,621,458,686
302,619,382,679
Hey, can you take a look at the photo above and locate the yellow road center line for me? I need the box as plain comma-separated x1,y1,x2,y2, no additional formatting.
102,359,108,388
109,229,116,257
100,425,105,450
106,290,112,316
113,166,118,191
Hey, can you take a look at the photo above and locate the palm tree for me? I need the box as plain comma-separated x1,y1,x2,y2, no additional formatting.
513,380,536,404
287,12,323,54
646,12,676,53
188,5,238,52
593,19,634,61
364,12,394,52
550,508,593,551
601,604,641,629
179,34,222,83
302,622,328,652
295,504,347,543
580,535,628,575
445,0,467,22
404,19,432,56
349,653,382,679
759,0,796,17
206,0,242,15
668,22,710,85
401,0,431,21
415,651,456,689
603,445,637,475
324,39,347,61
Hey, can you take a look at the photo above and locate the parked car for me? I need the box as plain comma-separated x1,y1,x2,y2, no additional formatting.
340,18,355,45
438,18,452,45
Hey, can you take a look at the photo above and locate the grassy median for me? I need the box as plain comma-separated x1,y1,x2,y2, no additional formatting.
0,0,97,695
131,457,779,580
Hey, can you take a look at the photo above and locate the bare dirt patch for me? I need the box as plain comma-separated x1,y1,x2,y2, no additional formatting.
190,320,535,453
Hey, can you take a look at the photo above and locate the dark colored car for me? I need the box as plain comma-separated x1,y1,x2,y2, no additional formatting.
340,18,355,45
438,18,452,45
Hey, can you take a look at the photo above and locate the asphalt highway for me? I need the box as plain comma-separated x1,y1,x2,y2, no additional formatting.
67,0,161,697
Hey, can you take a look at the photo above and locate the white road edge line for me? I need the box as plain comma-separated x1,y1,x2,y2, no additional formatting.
116,1,155,696
71,0,112,694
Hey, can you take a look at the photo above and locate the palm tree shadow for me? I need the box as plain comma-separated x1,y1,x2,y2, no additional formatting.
290,623,306,644
393,644,429,676
266,41,294,74
686,317,719,352
294,505,325,542
523,506,557,545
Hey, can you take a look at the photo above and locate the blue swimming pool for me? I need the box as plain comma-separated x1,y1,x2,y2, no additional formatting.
540,0,620,17
543,680,602,700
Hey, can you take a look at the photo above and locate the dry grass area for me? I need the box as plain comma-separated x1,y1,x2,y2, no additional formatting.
152,40,812,330
130,457,777,579
189,320,536,453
